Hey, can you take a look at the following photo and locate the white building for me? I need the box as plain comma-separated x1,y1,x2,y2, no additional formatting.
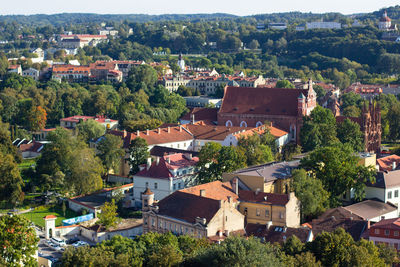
132,153,199,205
22,68,40,80
306,21,341,30
365,170,400,211
184,96,222,108
269,23,287,30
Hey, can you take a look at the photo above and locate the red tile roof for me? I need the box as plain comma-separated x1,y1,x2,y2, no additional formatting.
134,153,199,179
377,154,400,171
19,141,44,153
109,126,193,148
370,218,400,230
181,108,218,122
219,86,309,116
44,215,57,219
52,64,90,73
180,181,238,202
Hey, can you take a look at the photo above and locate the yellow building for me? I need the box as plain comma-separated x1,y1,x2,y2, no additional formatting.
237,190,300,227
358,152,376,168
222,161,300,194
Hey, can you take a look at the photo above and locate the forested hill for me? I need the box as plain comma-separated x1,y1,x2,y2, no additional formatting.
0,6,399,26
0,13,238,25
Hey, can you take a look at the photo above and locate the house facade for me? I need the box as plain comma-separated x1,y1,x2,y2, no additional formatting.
142,182,245,241
217,81,316,142
365,170,400,209
132,153,199,205
369,218,400,250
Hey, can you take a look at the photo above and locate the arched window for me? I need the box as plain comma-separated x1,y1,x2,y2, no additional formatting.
225,120,233,127
290,125,296,140
256,121,263,127
240,121,248,127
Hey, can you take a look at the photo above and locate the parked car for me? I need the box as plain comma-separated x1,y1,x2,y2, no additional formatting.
67,237,79,244
72,241,89,247
51,237,66,247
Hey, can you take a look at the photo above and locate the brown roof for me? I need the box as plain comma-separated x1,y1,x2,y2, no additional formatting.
150,146,199,158
246,224,310,244
157,191,221,224
108,126,193,148
143,188,154,195
181,108,218,122
370,170,400,189
219,86,309,116
370,218,400,231
184,123,253,141
342,200,397,220
377,155,400,171
307,207,367,241
180,181,239,202
238,190,290,206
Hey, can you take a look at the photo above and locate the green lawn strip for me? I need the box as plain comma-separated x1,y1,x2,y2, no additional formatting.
22,205,79,228
18,159,36,170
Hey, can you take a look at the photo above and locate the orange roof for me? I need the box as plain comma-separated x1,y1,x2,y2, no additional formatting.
44,215,57,219
180,181,239,202
52,64,90,73
377,155,400,171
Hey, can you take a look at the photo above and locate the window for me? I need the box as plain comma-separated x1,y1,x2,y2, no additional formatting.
244,207,248,214
159,220,162,228
388,191,393,199
179,182,182,189
154,183,158,189
145,182,149,188
265,209,270,217
173,184,176,190
279,212,284,219
151,218,155,227
385,230,390,236
375,229,380,234
396,190,399,198
164,222,167,229
395,231,399,237
170,224,172,230
256,208,261,216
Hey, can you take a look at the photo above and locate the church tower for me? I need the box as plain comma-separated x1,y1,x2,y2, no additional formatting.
379,11,392,30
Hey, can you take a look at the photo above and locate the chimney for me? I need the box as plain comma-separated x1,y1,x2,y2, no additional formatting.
218,230,223,237
255,188,261,195
393,161,397,171
232,178,239,195
123,130,127,138
191,114,195,124
146,158,152,170
224,230,229,236
179,126,183,132
156,156,160,165
266,221,273,229
200,189,206,197
167,127,170,133
166,157,171,164
158,128,161,134
227,196,232,203
136,130,140,137
146,129,149,135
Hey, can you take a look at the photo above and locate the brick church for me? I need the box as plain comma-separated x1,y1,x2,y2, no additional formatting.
336,101,382,153
217,80,317,142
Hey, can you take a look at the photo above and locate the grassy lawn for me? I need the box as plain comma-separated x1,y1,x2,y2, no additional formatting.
18,158,36,170
22,204,79,228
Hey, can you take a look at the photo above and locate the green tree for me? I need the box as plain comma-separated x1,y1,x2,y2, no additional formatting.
291,169,329,219
300,143,375,207
336,118,364,152
68,148,104,195
148,244,183,267
387,102,400,141
282,235,305,256
237,134,274,166
0,215,39,267
76,119,105,143
376,243,398,266
300,106,338,152
98,199,119,230
197,143,246,184
0,152,24,207
342,105,361,117
128,137,150,175
185,235,283,267
97,134,125,175
276,80,295,89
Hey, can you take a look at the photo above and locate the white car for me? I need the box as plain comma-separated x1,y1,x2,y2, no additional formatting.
72,241,89,247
